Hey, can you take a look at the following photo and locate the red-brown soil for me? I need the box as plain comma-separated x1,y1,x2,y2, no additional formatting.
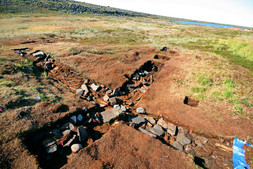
64,123,196,169
138,53,253,138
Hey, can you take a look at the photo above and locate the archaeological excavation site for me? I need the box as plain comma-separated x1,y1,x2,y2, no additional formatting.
1,1,253,168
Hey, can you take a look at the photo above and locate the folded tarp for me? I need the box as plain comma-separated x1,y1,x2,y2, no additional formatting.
233,138,253,169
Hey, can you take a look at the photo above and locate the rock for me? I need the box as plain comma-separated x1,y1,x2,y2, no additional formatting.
64,135,78,147
150,124,165,136
184,145,192,153
91,83,100,91
157,118,168,129
50,129,61,139
77,114,83,122
160,46,168,52
144,116,156,125
46,144,57,154
69,123,75,131
33,95,42,100
45,61,53,70
33,51,45,57
109,97,122,106
84,79,89,84
113,105,121,110
138,127,157,138
81,84,89,96
100,108,123,123
103,94,109,101
71,144,82,153
167,123,177,136
131,116,145,125
106,89,112,95
126,102,134,106
140,88,146,93
76,89,84,95
42,138,56,148
120,106,127,112
77,126,88,142
86,95,93,101
136,107,145,114
16,110,27,119
173,141,183,152
62,130,71,136
177,134,191,146
70,116,77,124
143,71,149,75
195,136,208,147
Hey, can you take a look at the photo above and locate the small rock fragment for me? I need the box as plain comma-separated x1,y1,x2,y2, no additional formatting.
46,144,57,154
62,130,71,136
76,89,84,95
103,94,109,101
91,83,100,91
195,136,208,147
81,84,89,96
113,105,121,110
120,106,127,112
70,116,77,124
77,114,83,122
42,138,55,148
33,95,42,100
136,107,145,114
71,144,82,153
84,79,89,84
64,135,77,147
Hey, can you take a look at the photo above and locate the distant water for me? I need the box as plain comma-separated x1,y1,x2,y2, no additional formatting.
174,20,241,28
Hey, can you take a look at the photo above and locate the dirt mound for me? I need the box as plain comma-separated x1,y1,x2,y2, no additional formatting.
64,124,196,169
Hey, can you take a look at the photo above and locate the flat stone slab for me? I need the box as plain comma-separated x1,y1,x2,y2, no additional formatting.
131,116,145,125
77,126,88,142
138,127,157,138
145,116,156,124
167,123,177,136
157,118,168,129
173,141,183,152
150,124,165,136
177,134,191,146
100,108,123,123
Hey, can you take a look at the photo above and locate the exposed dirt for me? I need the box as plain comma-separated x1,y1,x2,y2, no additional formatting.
63,124,196,169
138,53,253,138
1,37,252,169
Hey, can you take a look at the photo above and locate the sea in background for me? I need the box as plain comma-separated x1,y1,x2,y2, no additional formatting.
174,20,242,28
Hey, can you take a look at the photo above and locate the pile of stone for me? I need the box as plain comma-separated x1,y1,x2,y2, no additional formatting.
39,109,103,159
127,108,209,153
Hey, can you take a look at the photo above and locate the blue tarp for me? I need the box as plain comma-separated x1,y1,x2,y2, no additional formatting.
233,138,253,169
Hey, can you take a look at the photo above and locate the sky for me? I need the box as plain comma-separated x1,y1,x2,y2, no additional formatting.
75,0,253,28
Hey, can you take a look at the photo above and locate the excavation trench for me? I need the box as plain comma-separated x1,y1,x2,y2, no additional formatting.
19,50,234,169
